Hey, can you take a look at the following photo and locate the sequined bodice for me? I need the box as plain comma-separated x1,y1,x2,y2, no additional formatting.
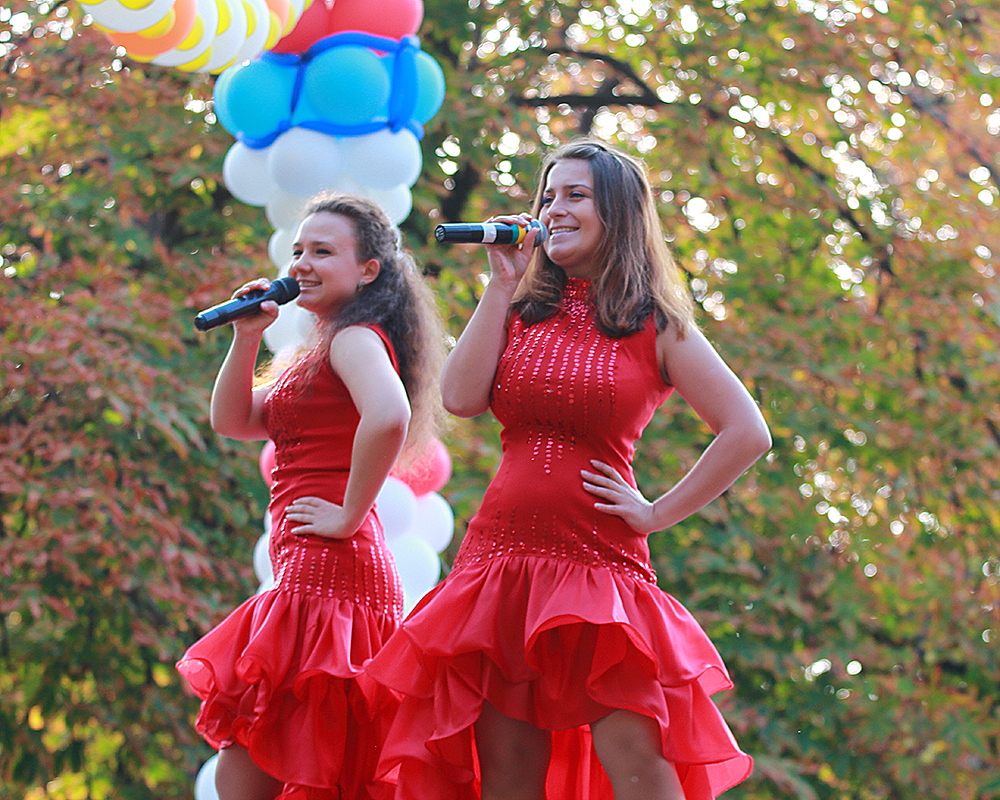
454,279,672,583
260,329,403,615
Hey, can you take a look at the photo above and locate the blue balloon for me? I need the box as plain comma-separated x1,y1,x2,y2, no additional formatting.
302,45,390,128
220,59,296,142
290,90,320,128
212,63,239,137
213,33,442,151
387,43,417,131
413,51,445,125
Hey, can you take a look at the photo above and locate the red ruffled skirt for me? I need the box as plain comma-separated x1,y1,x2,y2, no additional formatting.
366,555,752,800
177,588,400,800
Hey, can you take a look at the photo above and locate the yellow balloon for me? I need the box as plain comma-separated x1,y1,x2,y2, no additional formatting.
148,0,219,68
136,7,176,37
229,0,269,64
177,46,214,70
243,0,256,38
201,0,247,73
81,0,175,33
262,9,281,50
176,15,204,48
216,0,232,35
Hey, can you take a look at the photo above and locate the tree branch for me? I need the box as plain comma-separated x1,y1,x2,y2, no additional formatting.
513,45,661,110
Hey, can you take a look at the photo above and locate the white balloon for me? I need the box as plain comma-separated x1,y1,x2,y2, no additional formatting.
388,532,440,615
325,174,365,195
267,128,344,199
258,261,314,354
223,142,277,206
81,0,175,33
411,492,455,554
149,0,220,68
265,188,309,231
341,129,422,191
375,477,417,541
261,297,315,354
194,754,220,800
351,182,413,224
314,176,411,224
284,0,305,23
253,530,272,584
201,0,250,73
268,226,295,270
230,0,270,63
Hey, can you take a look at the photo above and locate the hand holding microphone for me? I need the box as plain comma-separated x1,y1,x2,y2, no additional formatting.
194,277,300,332
435,219,548,247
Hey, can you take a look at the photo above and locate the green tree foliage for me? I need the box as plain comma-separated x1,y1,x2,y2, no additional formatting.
1,0,998,798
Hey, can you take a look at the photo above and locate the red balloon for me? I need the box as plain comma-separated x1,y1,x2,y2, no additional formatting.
271,0,423,55
259,440,276,487
270,0,336,54
327,0,423,39
392,437,451,496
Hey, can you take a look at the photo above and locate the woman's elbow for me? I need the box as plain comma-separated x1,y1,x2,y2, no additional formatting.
749,418,772,459
388,400,411,434
379,402,411,445
210,414,240,440
727,412,771,464
440,386,489,418
442,401,487,418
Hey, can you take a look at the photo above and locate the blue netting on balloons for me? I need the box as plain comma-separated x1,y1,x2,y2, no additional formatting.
214,32,444,150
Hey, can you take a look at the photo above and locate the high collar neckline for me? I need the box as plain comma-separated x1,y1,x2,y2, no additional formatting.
564,276,592,298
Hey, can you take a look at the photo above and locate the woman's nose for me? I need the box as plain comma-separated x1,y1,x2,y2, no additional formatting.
546,197,567,217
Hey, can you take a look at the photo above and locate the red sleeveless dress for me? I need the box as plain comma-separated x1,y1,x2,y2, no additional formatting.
177,327,404,800
366,279,751,800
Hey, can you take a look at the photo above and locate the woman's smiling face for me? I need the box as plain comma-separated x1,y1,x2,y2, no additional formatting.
538,158,605,279
289,211,378,317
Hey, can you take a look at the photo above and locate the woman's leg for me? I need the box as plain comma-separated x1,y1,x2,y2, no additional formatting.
215,744,285,800
591,709,685,800
474,701,552,800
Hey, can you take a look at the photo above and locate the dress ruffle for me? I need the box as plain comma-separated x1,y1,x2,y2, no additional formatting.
177,588,399,799
366,555,752,800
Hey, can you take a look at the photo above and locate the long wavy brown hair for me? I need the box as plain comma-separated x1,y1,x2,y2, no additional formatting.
513,138,696,340
260,194,445,463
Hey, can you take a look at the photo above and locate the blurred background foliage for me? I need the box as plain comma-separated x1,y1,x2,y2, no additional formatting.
1,0,998,797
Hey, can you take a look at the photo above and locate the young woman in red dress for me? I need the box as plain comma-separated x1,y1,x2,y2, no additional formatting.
367,139,771,800
177,195,444,800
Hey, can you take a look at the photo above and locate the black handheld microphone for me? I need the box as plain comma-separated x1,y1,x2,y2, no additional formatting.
194,277,300,332
435,220,548,247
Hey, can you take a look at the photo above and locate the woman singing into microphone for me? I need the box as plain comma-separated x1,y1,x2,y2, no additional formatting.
177,194,445,800
367,139,770,800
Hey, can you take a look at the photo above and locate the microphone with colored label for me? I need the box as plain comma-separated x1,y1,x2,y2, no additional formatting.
194,277,300,332
434,220,548,247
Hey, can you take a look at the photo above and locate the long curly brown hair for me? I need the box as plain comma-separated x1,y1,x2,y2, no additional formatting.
513,138,696,340
262,194,445,463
